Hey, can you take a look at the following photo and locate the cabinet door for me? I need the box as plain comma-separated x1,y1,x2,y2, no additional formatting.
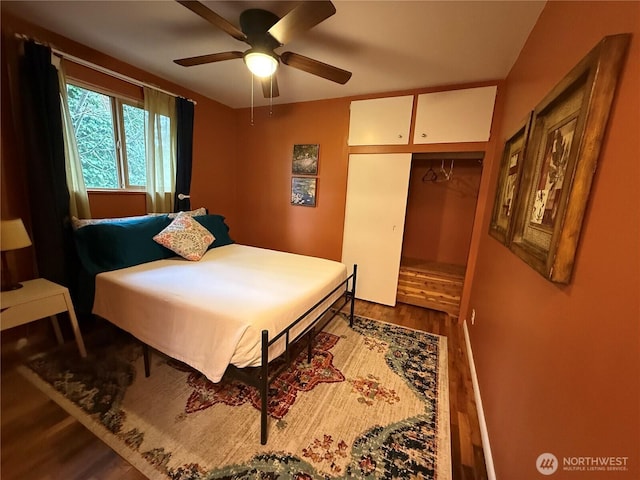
413,86,497,144
341,154,412,306
348,96,414,146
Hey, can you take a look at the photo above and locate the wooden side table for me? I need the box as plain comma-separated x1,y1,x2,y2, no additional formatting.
0,278,87,357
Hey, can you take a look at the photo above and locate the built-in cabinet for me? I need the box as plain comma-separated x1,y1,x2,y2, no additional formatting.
347,96,413,146
347,86,497,147
343,85,497,312
413,86,497,144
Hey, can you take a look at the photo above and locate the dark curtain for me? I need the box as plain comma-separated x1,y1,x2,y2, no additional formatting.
20,41,74,288
174,97,194,212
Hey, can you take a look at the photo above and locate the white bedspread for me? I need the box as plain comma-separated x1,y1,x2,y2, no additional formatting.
92,244,348,382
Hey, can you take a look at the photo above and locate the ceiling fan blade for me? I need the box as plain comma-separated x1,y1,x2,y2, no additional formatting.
177,1,247,42
280,52,352,84
261,75,279,98
174,51,243,67
268,1,336,45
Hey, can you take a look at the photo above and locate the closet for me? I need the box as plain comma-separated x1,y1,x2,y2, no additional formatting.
397,152,483,317
342,85,497,315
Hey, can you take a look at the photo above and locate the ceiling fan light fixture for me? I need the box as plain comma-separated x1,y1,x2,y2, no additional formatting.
244,50,278,78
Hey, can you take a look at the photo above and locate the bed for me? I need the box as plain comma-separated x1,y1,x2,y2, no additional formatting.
73,211,357,444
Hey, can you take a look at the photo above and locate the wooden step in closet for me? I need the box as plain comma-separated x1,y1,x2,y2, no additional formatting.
396,258,465,317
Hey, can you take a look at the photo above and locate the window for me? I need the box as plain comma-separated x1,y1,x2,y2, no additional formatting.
66,83,146,189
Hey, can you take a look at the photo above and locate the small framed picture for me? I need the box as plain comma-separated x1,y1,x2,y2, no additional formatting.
291,177,317,207
292,144,319,175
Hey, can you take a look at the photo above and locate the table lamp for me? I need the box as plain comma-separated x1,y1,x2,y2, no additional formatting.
1,218,32,291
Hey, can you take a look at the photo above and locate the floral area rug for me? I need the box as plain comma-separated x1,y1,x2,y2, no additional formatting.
19,312,451,479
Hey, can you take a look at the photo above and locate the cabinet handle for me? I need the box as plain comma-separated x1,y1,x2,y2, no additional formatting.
398,134,403,138
421,133,427,138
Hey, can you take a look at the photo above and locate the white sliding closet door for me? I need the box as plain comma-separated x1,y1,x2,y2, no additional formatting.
341,153,412,306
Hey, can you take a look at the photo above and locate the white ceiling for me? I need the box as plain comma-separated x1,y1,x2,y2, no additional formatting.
3,1,546,109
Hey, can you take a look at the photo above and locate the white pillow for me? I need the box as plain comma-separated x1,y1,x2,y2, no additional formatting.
72,208,206,230
167,207,207,219
71,214,156,230
153,213,214,261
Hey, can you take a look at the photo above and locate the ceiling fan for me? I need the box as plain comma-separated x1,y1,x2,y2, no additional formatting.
174,0,352,98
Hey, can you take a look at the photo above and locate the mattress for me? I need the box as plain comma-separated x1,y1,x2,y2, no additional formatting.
92,244,348,382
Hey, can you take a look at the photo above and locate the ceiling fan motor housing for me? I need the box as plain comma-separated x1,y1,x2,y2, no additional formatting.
239,9,281,52
174,1,351,92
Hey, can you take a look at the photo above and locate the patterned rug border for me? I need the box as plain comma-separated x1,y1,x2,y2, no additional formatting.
18,314,452,480
17,363,165,479
335,310,451,480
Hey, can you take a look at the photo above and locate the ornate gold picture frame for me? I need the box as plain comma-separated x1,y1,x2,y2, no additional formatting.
509,34,630,283
489,112,533,245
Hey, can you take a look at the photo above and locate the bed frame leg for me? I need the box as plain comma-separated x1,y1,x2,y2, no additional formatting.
143,344,150,378
349,264,357,327
260,329,269,445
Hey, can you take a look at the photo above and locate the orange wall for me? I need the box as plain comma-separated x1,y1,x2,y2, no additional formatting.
191,96,239,231
403,160,482,265
87,191,147,219
467,2,639,479
233,99,351,260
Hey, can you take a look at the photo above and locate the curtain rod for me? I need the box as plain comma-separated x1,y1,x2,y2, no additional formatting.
51,48,196,105
15,33,196,104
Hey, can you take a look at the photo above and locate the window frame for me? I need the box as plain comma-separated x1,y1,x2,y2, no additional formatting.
66,79,146,192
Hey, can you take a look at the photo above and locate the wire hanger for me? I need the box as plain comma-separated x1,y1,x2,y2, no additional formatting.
422,163,438,182
438,159,454,181
421,159,457,183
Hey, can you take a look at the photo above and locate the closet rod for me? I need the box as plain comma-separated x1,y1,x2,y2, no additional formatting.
15,33,195,104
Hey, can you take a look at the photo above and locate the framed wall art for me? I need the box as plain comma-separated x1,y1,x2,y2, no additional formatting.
509,33,630,284
489,112,533,245
292,144,319,175
291,177,317,207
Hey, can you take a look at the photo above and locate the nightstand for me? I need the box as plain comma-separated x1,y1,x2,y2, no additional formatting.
0,278,87,357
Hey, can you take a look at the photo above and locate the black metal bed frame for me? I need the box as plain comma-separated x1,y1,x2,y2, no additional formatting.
142,264,357,445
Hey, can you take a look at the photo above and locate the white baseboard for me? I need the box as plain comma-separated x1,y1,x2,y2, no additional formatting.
463,320,497,480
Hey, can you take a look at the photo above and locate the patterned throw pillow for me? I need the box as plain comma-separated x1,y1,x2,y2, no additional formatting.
153,213,215,261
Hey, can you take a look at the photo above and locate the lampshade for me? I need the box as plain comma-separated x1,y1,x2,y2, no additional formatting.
244,50,278,78
1,219,32,252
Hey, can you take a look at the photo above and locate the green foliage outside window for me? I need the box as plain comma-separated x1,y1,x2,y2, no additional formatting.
123,104,146,186
67,84,118,188
66,84,146,189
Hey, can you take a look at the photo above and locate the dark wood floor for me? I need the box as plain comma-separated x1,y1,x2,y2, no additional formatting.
1,300,487,480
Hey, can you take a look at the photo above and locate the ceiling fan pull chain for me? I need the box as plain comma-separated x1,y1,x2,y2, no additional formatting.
250,73,255,126
269,76,273,117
